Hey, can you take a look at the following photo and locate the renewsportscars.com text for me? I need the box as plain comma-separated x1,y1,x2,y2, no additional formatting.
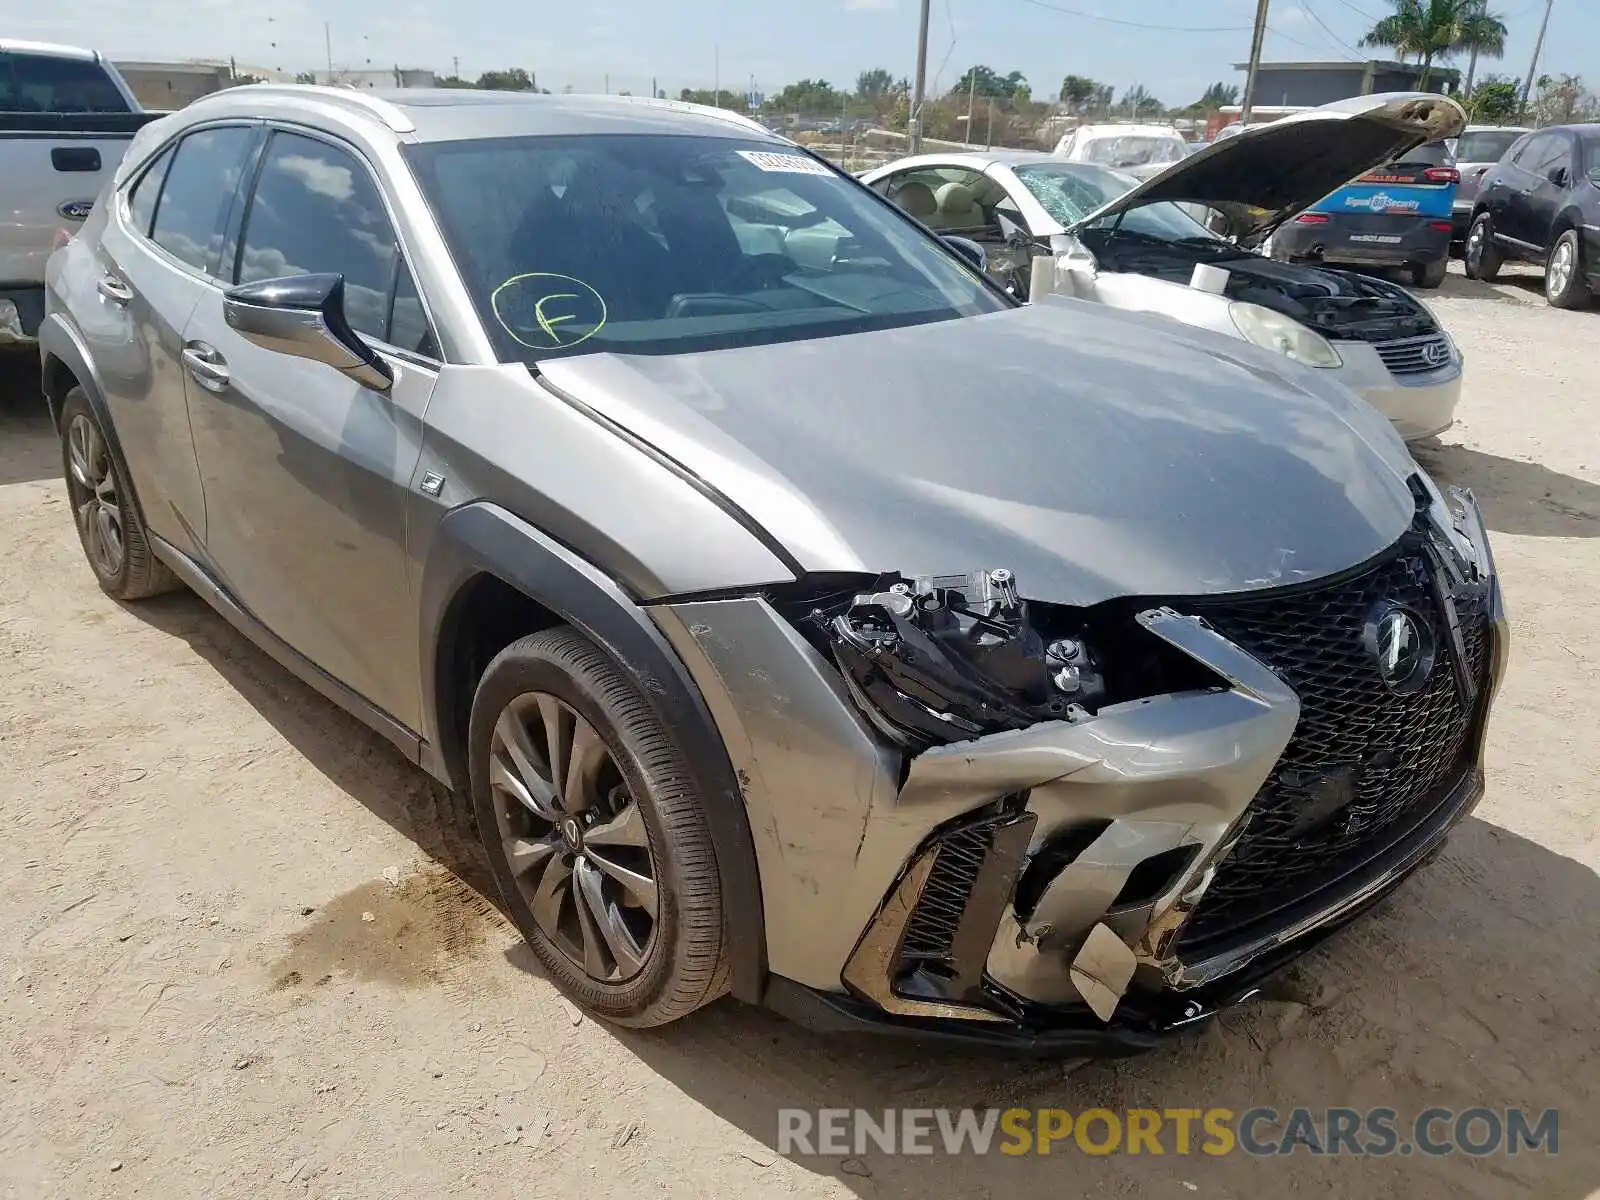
778,1107,1559,1158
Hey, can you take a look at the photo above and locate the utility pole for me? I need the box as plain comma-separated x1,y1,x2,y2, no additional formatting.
713,45,720,108
985,97,994,149
453,56,460,80
964,70,976,147
324,21,333,76
909,0,930,153
1520,0,1555,115
1240,0,1270,126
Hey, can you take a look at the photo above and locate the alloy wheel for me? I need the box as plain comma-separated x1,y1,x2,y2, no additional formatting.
1548,239,1575,298
488,692,659,982
65,413,124,579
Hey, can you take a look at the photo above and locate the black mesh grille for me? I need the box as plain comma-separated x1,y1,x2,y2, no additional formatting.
901,822,995,964
1178,546,1490,950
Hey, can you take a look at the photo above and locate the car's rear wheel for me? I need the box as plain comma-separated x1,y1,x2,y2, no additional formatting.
1411,258,1448,289
467,627,729,1027
1544,229,1592,310
1463,213,1502,282
58,387,180,601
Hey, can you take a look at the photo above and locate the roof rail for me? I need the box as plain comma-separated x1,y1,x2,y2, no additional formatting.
602,94,784,141
193,83,415,133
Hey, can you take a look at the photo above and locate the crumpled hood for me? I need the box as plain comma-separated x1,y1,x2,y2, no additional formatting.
537,300,1418,606
1069,92,1467,240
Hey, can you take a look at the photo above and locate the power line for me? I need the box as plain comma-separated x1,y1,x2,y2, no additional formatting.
1299,0,1368,58
1323,0,1378,21
1011,0,1252,33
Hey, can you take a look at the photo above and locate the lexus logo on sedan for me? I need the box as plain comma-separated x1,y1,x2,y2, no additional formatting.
1421,339,1449,368
1365,604,1436,694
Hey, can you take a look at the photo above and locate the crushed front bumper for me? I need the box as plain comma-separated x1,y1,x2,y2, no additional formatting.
649,490,1505,1051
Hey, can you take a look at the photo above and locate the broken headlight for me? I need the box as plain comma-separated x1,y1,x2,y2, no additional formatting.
823,569,1106,749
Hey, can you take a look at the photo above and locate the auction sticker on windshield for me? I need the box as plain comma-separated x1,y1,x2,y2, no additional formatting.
737,150,834,176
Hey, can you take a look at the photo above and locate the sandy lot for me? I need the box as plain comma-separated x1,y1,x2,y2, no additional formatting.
1,263,1596,1198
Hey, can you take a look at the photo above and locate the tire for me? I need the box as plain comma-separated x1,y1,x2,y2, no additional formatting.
1544,228,1592,310
467,627,730,1027
1463,213,1502,282
1411,257,1448,289
58,387,180,601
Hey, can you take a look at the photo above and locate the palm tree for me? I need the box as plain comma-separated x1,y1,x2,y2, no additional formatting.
1361,0,1473,92
1456,1,1509,96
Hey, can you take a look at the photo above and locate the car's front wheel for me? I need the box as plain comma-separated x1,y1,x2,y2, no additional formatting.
1463,213,1502,282
1544,229,1592,310
58,387,179,601
467,627,730,1027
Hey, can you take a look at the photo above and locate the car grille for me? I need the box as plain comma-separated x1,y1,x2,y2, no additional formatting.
1177,546,1490,951
1375,333,1452,376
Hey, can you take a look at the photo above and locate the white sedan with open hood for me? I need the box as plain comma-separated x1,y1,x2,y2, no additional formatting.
863,93,1467,441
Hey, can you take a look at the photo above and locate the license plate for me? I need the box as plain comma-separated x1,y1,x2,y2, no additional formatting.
1349,234,1403,244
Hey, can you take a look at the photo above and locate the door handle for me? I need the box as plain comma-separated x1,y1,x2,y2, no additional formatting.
96,274,133,305
181,343,231,393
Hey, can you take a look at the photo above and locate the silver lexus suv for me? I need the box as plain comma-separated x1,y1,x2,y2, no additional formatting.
40,86,1506,1051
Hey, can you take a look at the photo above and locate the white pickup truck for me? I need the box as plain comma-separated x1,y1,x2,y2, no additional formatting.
2,40,161,347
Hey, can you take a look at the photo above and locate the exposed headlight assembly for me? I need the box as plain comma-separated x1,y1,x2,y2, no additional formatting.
823,569,1104,749
1228,301,1342,368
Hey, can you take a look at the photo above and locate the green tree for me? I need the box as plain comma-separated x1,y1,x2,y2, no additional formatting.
1121,83,1164,118
1360,0,1475,92
951,65,1027,100
436,75,476,89
1195,81,1240,109
770,78,838,112
855,67,894,100
293,71,317,85
1531,73,1599,126
678,88,749,111
476,68,534,92
1456,1,1508,95
1465,74,1518,121
1058,74,1098,110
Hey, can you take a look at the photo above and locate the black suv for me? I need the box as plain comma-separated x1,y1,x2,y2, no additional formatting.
1464,123,1600,308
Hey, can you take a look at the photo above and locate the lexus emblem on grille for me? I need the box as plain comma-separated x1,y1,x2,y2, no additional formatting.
1421,339,1449,368
1365,603,1436,695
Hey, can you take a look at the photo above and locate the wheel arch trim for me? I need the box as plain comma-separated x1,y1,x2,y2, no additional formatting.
418,500,766,1002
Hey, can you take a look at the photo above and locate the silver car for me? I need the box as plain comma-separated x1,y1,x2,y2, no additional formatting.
40,86,1506,1050
864,94,1468,442
1449,124,1531,241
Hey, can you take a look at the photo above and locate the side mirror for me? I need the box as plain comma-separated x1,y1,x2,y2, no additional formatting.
223,273,393,392
1548,165,1569,187
942,235,989,273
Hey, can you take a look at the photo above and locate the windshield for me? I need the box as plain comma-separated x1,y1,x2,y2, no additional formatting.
403,134,1007,363
1455,129,1523,164
1079,135,1186,169
1012,162,1221,242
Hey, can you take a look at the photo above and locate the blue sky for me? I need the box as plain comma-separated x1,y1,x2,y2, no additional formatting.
12,0,1594,108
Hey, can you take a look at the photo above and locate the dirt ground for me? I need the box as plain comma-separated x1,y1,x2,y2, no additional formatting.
1,261,1595,1199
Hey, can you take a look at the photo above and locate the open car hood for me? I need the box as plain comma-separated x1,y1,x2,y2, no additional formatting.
1066,93,1466,239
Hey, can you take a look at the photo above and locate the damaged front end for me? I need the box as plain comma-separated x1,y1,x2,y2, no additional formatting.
649,487,1504,1049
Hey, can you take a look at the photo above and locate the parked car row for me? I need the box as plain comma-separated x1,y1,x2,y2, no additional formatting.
40,84,1507,1053
864,94,1469,440
1463,122,1600,309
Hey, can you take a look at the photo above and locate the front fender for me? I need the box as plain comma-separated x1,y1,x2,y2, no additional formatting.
417,501,767,1003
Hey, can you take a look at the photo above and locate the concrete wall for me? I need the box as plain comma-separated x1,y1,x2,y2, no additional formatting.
115,62,235,110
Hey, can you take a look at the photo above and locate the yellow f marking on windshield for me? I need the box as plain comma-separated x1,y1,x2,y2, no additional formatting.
534,293,579,341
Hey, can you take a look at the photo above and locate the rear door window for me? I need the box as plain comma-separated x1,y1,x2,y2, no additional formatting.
150,126,259,275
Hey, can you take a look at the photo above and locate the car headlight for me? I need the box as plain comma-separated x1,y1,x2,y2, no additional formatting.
1228,301,1342,368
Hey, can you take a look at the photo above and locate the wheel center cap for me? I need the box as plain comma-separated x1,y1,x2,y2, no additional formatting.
561,817,584,850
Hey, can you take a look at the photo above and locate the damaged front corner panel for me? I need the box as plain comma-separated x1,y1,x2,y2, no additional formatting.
1070,923,1139,1023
